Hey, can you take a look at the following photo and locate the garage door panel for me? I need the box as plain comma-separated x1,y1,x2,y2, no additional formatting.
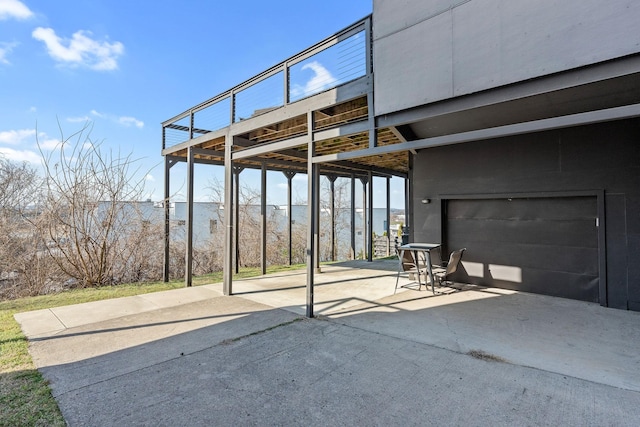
447,218,597,248
447,197,597,221
477,268,599,302
446,196,599,302
457,242,599,276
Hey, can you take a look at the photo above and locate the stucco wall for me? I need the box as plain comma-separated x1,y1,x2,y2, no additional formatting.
373,0,640,115
411,118,640,310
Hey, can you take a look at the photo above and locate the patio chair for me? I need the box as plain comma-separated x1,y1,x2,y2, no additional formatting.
395,247,424,293
433,248,466,287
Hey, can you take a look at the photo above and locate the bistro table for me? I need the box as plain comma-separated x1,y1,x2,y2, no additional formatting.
398,243,442,293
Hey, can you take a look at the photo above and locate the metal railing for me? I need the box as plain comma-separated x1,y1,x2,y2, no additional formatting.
162,16,371,150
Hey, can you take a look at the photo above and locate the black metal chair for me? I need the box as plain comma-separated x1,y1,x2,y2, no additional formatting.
433,248,466,287
394,247,424,293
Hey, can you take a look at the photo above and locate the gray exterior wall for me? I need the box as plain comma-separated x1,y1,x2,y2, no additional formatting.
373,0,640,116
411,118,640,310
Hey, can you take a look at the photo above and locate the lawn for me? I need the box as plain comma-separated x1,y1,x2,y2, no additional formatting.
0,265,304,426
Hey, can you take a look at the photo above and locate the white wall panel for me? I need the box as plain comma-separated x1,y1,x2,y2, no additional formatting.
374,11,453,115
374,0,461,39
374,0,640,115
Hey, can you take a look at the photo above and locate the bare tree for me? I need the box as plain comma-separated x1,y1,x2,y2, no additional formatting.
0,157,55,298
38,124,154,287
205,177,294,270
318,176,354,261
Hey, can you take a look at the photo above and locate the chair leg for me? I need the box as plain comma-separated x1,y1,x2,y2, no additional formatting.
395,272,400,294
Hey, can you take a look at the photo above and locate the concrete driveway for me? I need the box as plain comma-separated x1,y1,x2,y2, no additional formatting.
14,261,640,426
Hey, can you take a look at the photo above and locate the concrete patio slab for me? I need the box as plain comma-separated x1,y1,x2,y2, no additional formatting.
13,260,640,426
328,284,640,392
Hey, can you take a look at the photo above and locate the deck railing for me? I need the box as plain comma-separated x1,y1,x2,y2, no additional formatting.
162,16,371,150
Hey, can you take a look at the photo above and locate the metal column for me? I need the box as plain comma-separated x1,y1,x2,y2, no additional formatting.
283,171,296,265
223,135,234,295
386,177,391,257
184,146,194,287
367,171,373,262
261,162,267,275
163,156,171,282
314,170,321,273
350,174,356,260
328,175,337,262
306,112,316,318
233,167,242,274
404,177,411,240
360,176,368,260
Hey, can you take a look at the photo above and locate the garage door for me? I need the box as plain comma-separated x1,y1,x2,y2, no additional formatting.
445,196,599,302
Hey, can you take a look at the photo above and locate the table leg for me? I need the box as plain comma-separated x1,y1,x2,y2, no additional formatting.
426,250,435,294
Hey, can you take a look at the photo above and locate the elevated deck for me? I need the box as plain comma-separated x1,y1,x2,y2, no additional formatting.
161,17,408,180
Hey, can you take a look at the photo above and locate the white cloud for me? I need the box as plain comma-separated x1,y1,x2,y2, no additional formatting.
66,110,143,129
145,174,155,182
0,0,33,20
67,115,92,123
0,128,62,151
28,106,37,113
118,116,144,128
291,61,337,98
0,147,40,163
0,41,18,64
37,132,62,150
32,27,124,71
0,128,35,144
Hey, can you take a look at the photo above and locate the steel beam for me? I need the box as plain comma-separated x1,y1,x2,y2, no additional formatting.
389,125,418,143
312,120,370,142
232,134,308,160
191,147,226,158
313,103,640,164
229,76,371,135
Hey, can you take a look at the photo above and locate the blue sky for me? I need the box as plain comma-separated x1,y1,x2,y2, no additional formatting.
1,0,405,208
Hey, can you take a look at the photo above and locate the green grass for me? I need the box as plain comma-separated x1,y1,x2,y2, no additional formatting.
0,264,305,426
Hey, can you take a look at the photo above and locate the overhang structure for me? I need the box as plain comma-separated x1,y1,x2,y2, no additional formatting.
161,17,410,317
162,8,640,315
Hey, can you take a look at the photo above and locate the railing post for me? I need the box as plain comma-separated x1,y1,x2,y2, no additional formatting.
284,62,290,105
230,90,235,124
365,16,373,76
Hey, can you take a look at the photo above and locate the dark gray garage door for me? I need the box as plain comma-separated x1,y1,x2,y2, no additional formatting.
445,196,599,302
